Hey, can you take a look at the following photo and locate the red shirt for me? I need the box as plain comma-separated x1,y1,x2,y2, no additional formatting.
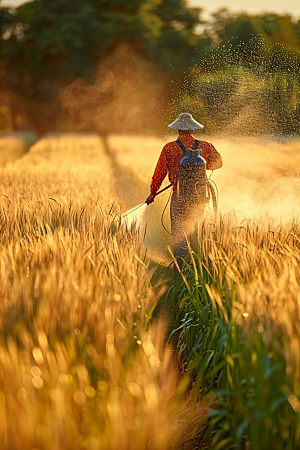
150,135,223,195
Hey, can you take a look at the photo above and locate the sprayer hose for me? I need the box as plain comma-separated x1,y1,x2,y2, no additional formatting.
207,180,218,213
161,190,172,235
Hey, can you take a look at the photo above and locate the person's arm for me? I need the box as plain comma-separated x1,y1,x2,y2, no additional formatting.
202,143,223,170
146,147,168,204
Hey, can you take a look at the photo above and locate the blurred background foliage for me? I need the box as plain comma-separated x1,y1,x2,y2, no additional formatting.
0,0,204,87
0,0,300,135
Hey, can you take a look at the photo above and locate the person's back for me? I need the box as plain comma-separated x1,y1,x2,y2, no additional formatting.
149,132,222,197
145,113,223,269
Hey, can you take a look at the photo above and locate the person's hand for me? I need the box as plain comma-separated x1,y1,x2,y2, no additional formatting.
145,193,155,205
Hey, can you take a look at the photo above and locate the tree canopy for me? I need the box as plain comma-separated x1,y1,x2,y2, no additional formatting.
209,9,300,52
1,1,300,93
1,1,300,135
0,0,205,91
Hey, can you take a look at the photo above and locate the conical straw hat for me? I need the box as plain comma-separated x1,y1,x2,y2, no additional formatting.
168,113,204,130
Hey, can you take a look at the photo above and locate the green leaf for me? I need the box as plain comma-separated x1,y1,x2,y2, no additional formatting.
236,418,249,443
205,360,227,380
214,438,233,450
269,395,288,412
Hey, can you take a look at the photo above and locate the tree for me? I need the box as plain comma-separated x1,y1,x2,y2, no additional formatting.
208,9,300,53
142,0,207,69
0,0,206,93
1,0,146,87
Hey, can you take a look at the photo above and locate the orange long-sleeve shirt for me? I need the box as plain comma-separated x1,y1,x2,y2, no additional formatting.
150,135,223,195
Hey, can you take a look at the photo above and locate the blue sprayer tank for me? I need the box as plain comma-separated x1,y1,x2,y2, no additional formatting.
177,142,208,205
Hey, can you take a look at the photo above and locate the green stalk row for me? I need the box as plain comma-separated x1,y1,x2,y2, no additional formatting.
162,217,300,449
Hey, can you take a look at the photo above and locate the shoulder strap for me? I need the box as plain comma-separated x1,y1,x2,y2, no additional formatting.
193,139,202,155
193,140,200,150
175,139,187,152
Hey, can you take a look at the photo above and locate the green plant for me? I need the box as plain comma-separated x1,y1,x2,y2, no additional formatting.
164,216,300,449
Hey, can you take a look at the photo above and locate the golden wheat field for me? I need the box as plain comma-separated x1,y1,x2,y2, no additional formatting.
0,133,299,450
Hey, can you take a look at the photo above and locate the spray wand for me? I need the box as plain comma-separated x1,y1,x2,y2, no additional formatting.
121,184,173,219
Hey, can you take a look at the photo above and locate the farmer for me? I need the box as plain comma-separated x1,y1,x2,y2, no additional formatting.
145,113,222,268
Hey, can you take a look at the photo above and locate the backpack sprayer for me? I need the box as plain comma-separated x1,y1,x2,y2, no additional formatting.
176,139,218,213
121,140,218,228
